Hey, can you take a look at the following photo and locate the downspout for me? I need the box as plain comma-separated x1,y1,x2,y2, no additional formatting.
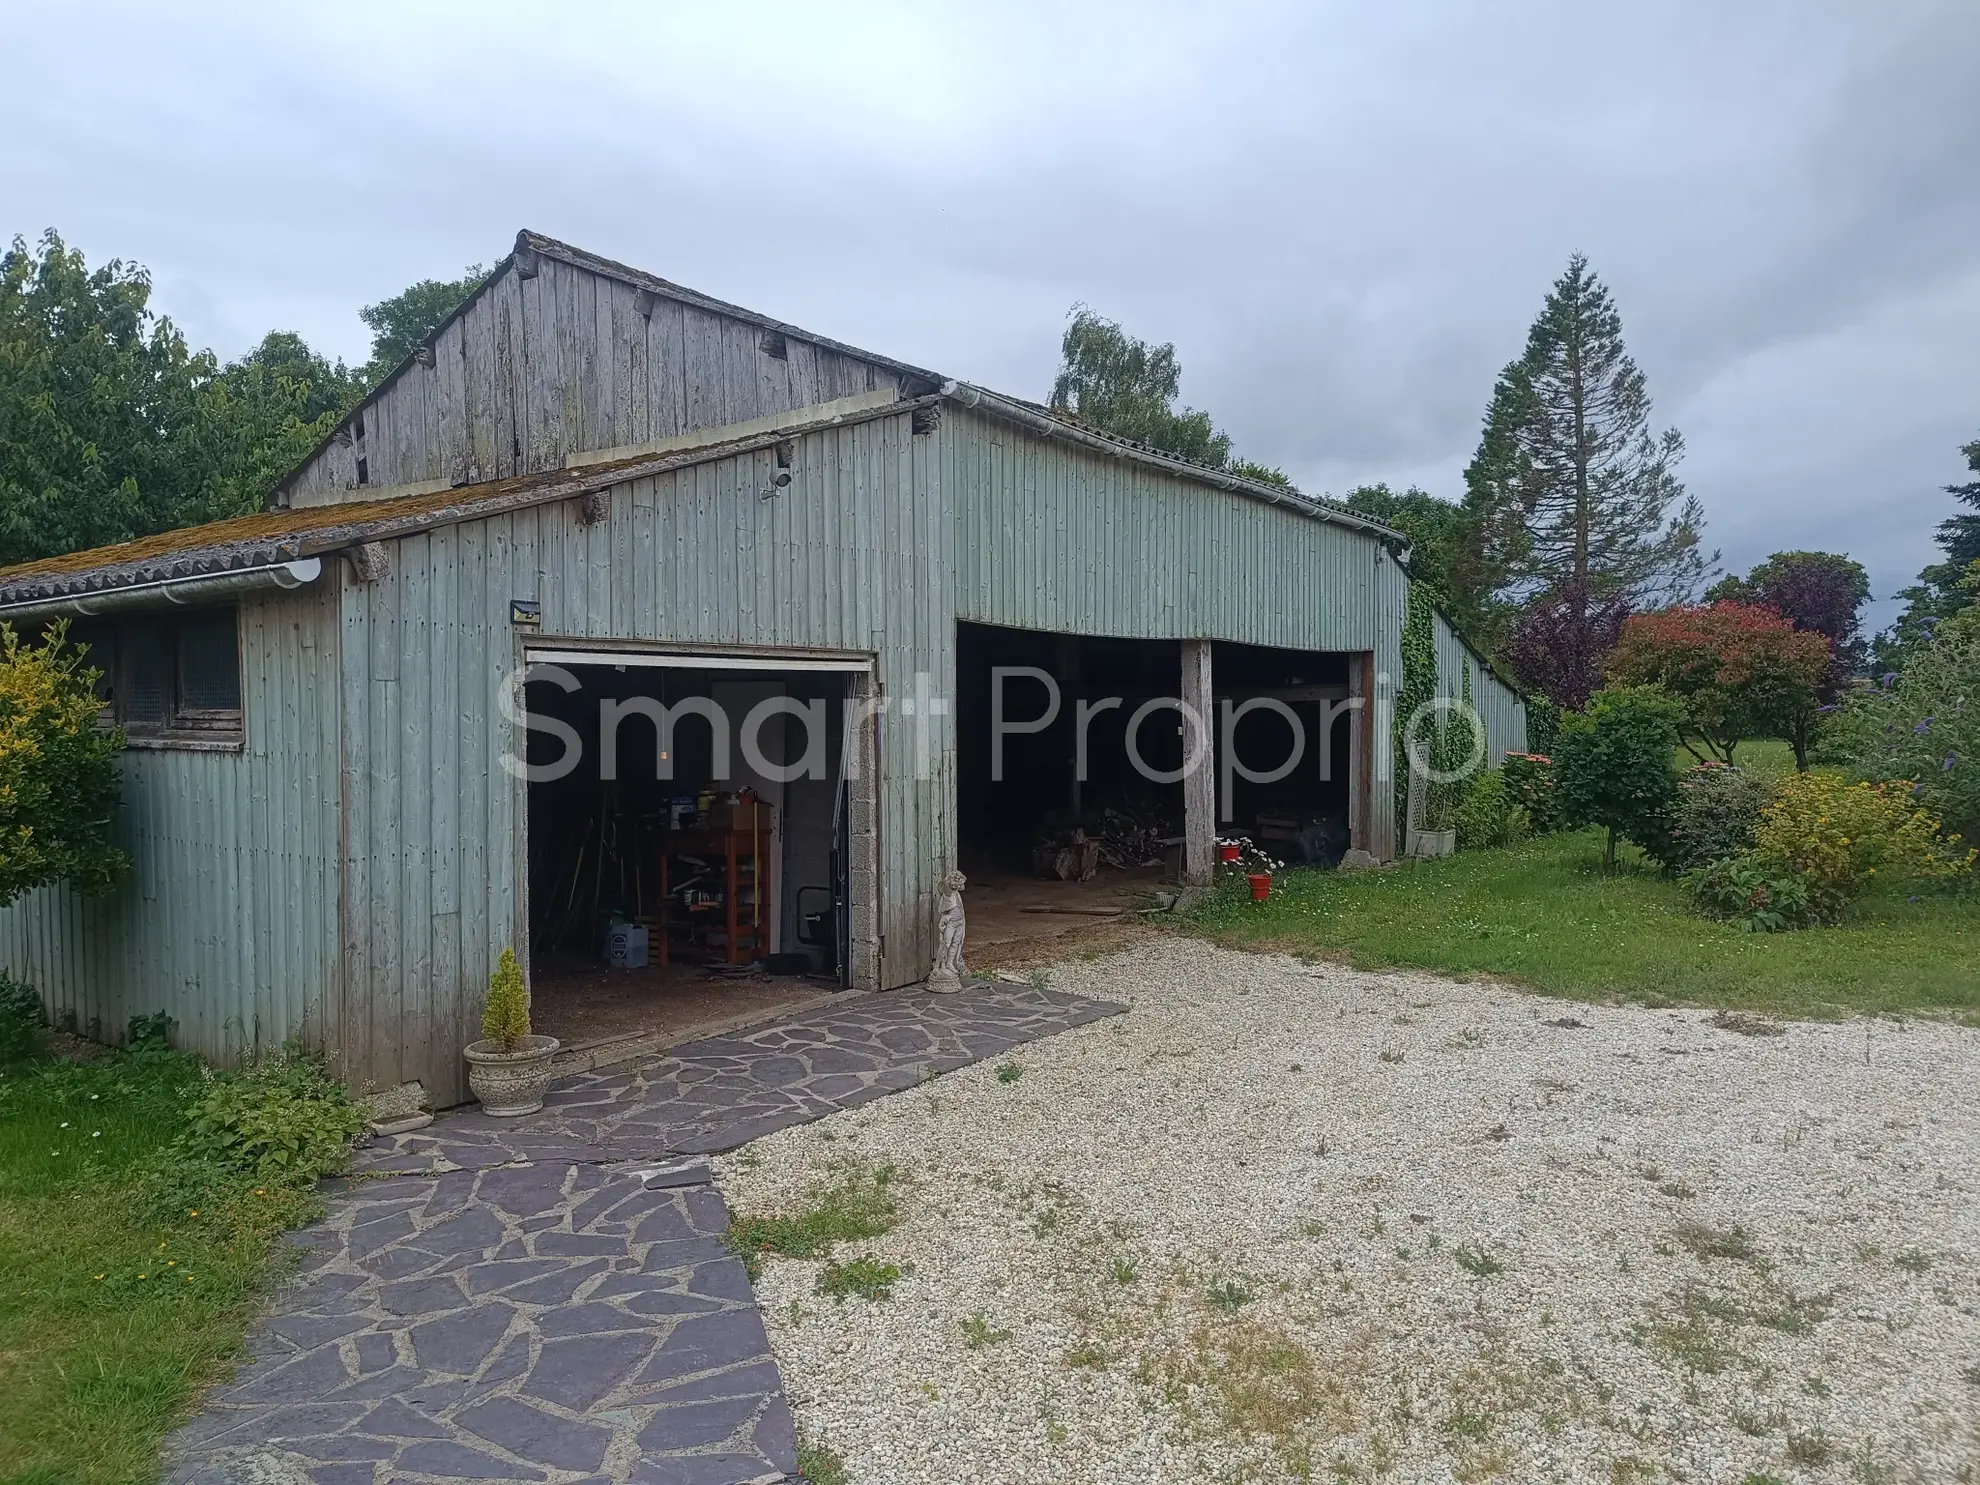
0,558,325,620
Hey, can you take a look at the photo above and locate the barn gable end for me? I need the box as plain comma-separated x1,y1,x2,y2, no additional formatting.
277,231,941,509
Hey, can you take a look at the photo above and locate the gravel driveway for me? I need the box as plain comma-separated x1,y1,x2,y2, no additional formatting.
716,936,1980,1484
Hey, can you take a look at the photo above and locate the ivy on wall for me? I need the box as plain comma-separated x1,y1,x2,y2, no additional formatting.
1394,582,1438,834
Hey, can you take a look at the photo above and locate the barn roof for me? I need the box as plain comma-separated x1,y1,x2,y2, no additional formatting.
272,231,1396,534
3,229,1411,610
0,399,928,608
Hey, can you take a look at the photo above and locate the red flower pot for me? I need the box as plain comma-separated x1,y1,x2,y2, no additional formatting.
1219,843,1242,864
1249,873,1272,901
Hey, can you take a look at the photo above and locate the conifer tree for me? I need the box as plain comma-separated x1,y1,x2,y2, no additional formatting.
1462,255,1712,675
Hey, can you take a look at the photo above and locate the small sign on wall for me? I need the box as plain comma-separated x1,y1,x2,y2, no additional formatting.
510,599,541,627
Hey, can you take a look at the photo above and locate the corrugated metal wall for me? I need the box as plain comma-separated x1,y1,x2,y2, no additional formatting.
0,582,343,1062
947,408,1409,858
337,408,953,1104
1430,609,1528,764
284,254,911,505
0,405,1498,1096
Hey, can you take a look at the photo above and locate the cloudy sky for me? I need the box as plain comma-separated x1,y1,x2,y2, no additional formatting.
5,1,1975,629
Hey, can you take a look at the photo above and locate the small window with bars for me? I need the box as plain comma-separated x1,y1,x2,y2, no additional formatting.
63,608,243,746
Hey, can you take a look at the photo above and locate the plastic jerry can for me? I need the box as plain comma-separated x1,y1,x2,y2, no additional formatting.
607,922,649,969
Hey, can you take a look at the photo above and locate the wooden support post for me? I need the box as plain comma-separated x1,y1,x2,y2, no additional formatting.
1347,652,1370,855
1058,634,1082,824
1181,638,1215,887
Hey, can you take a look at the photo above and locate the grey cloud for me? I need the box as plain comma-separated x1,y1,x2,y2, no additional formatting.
2,0,1974,620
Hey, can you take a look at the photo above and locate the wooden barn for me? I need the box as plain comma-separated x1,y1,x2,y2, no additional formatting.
0,231,1525,1104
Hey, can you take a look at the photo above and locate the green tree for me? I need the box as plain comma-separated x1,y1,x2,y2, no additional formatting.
1823,591,1980,846
1344,484,1474,616
1049,306,1232,468
1229,458,1295,490
360,266,488,385
0,622,128,906
228,330,362,424
1552,684,1684,869
1463,254,1712,636
1,232,238,564
0,232,351,566
1876,432,1980,672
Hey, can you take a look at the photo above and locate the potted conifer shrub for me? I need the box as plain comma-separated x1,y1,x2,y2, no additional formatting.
463,948,560,1116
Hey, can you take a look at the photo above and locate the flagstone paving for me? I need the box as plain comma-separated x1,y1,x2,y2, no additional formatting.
163,980,1125,1485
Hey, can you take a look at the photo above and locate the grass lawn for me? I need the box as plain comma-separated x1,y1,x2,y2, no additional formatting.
1191,828,1980,1018
0,1046,320,1485
1695,736,1797,777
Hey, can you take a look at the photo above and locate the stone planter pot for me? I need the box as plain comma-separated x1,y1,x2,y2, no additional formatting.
463,1035,561,1116
1413,828,1456,860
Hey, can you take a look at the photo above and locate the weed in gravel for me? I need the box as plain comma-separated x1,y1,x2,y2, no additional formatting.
1207,1280,1255,1313
1645,1293,1740,1376
816,1255,904,1302
961,1309,1013,1349
1031,1204,1065,1239
1674,1219,1757,1261
1787,1426,1839,1465
1612,1460,1658,1484
1730,1401,1786,1436
1111,1256,1140,1285
996,1061,1024,1084
1448,1028,1484,1050
1446,1409,1491,1440
1379,1046,1406,1064
726,1162,903,1279
1710,1009,1787,1037
1455,1243,1503,1278
1894,1245,1932,1274
1758,1288,1834,1335
1065,1339,1112,1369
1740,1476,1788,1485
1659,1180,1696,1199
1026,969,1052,991
1156,1321,1342,1476
1803,1374,1832,1397
796,1433,850,1485
1961,1361,1980,1387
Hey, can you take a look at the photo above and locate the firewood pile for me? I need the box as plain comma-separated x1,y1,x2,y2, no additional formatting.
1031,804,1173,879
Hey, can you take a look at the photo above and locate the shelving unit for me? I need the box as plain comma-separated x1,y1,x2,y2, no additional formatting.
655,799,776,966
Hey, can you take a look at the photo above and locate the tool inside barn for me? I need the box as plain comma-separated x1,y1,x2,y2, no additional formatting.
519,661,854,1049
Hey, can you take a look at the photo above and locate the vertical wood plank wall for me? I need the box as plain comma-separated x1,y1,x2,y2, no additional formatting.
0,582,343,1063
336,410,953,1105
283,255,912,506
946,408,1411,859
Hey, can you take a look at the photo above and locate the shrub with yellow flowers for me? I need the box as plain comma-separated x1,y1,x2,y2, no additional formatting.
1751,772,1972,908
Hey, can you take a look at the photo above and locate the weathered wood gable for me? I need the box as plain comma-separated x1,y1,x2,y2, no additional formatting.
278,234,939,509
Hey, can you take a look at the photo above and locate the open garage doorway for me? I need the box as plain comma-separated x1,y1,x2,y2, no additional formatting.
955,622,1365,963
518,648,866,1060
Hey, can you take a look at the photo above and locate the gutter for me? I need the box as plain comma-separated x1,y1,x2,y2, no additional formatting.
0,559,324,621
940,382,1406,543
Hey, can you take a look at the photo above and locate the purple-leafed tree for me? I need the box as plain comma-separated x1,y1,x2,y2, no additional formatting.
1501,580,1630,710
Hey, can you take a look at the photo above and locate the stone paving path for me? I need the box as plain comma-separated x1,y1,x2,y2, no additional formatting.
164,981,1124,1485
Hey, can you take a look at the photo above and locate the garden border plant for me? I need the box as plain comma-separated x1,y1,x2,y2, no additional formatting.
0,990,367,1485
